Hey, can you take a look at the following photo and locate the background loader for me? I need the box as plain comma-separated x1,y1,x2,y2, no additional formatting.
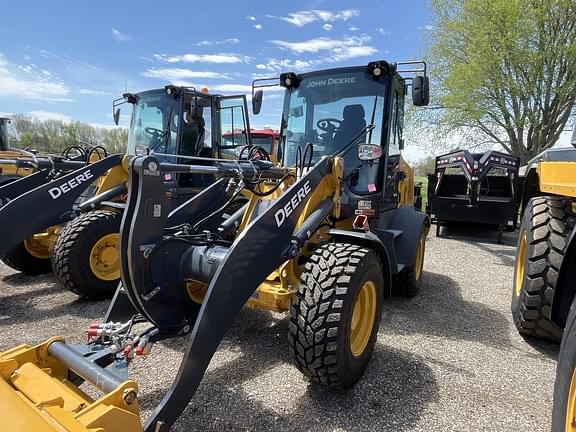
0,59,430,432
511,130,576,344
0,87,256,298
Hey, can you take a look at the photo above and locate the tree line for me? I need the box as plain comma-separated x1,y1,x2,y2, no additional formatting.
7,114,128,155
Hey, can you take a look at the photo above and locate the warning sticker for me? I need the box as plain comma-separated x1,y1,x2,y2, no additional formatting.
357,200,372,210
355,209,375,216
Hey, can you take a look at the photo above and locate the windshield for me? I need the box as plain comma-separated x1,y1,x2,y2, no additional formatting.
281,70,388,194
127,91,180,158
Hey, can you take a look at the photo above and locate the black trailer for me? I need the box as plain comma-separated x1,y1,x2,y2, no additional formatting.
427,149,520,242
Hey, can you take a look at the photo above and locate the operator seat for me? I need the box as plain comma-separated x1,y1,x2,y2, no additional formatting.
181,116,205,157
331,104,366,152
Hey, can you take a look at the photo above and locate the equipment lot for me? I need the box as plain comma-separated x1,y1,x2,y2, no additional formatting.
0,227,557,431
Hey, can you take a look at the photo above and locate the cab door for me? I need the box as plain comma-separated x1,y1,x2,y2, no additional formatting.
216,96,252,159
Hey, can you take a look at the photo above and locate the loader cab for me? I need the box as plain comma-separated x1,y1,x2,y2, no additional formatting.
118,87,252,194
275,61,427,218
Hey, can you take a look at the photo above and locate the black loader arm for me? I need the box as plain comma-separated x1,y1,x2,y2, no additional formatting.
0,169,51,206
0,154,122,256
119,155,333,432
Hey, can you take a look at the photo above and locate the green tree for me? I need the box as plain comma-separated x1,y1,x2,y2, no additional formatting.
428,0,576,163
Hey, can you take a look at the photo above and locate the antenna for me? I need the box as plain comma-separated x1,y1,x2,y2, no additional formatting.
280,49,286,73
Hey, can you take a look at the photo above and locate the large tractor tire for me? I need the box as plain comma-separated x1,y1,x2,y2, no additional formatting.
393,227,427,297
0,240,52,275
552,297,576,432
52,209,122,299
512,196,575,342
288,242,384,388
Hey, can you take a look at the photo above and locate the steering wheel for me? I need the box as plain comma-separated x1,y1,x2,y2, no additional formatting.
145,127,163,136
317,118,342,132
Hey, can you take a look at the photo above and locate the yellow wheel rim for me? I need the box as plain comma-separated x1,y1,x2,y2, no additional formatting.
515,232,528,298
89,233,120,281
350,280,377,357
415,234,426,281
566,366,576,431
23,236,51,259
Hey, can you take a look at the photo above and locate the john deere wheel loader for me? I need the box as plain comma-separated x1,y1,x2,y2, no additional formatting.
0,87,256,298
511,130,576,343
0,60,430,432
0,116,111,274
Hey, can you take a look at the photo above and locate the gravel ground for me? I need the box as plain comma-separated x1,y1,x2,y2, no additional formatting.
0,225,559,431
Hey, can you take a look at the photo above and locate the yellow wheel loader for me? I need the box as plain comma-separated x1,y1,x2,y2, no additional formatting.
0,60,430,432
0,88,256,298
511,131,576,343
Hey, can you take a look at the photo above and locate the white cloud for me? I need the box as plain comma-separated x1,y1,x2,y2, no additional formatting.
0,53,72,102
111,28,132,43
349,26,360,32
268,9,360,27
246,15,257,21
322,24,333,32
418,24,434,31
153,53,250,64
376,27,390,35
143,68,230,80
194,38,240,46
254,24,263,30
256,58,314,72
77,88,112,96
270,36,376,55
28,110,72,122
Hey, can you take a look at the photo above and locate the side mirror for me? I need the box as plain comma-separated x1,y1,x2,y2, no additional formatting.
358,144,383,161
252,90,263,115
113,108,121,126
571,127,576,149
412,75,430,106
398,138,405,151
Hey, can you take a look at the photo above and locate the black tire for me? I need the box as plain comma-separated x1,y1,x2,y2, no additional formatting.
0,241,52,275
288,242,384,388
511,196,575,342
393,228,427,297
552,296,576,432
52,209,122,299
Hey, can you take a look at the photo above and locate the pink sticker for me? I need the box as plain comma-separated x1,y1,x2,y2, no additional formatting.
367,184,376,192
164,173,173,181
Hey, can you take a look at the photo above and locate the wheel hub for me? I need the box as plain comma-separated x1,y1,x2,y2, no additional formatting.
415,235,426,281
515,232,527,298
566,366,576,431
350,280,377,357
89,233,120,281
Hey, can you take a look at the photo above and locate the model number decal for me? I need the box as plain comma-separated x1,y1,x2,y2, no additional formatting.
274,180,312,227
48,170,94,200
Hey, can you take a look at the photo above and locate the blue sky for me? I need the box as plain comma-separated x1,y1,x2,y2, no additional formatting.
0,1,435,158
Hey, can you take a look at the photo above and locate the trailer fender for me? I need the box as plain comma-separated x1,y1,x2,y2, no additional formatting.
327,228,392,299
551,227,576,328
389,205,430,268
0,154,122,256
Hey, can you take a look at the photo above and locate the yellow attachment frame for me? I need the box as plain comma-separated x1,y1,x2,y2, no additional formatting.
93,155,130,196
0,338,142,432
537,161,576,198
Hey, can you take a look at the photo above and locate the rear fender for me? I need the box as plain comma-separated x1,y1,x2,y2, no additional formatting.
327,229,392,298
388,205,430,267
0,155,122,256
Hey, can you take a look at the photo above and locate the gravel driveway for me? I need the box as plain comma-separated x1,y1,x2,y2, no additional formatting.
0,226,558,431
